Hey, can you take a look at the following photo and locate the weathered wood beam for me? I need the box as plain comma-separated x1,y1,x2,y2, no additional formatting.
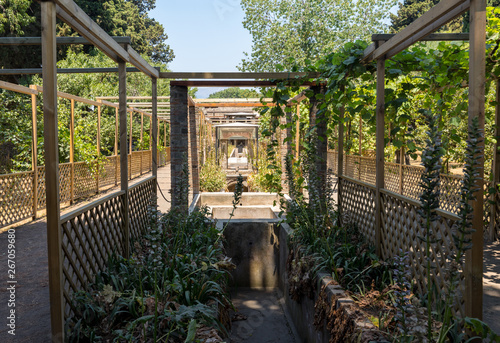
127,46,159,78
195,98,271,103
97,96,170,100
465,0,486,321
372,33,470,42
160,71,321,79
365,0,470,61
41,1,64,341
0,67,142,75
195,102,270,108
0,80,39,95
170,80,319,87
55,6,126,63
35,85,101,106
0,36,131,45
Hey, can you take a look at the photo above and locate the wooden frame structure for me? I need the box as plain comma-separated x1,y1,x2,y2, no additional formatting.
1,0,491,340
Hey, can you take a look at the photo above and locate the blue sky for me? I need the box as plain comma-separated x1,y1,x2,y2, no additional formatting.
150,1,252,97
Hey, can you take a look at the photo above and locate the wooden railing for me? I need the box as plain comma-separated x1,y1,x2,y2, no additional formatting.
0,149,170,228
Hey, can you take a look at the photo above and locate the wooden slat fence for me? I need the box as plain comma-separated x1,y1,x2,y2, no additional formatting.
0,150,169,228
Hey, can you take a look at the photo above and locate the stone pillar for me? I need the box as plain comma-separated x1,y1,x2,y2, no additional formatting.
280,106,292,194
309,86,327,195
188,104,200,194
170,85,189,211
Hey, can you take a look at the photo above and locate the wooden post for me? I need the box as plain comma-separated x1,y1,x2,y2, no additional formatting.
96,104,101,193
30,85,38,219
309,85,328,196
41,2,64,341
118,61,129,259
140,113,143,175
152,78,158,197
114,107,118,185
465,0,486,321
129,110,133,179
491,79,500,242
70,99,75,204
399,147,404,195
359,116,362,180
375,57,385,257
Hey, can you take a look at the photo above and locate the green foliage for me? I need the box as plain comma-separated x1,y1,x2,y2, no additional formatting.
207,87,261,99
239,0,397,72
247,141,282,192
66,206,233,342
200,150,227,192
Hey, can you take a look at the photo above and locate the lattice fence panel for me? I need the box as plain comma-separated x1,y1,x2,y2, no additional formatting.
327,150,338,174
440,174,462,214
60,193,125,319
130,152,142,179
340,177,376,244
344,155,358,179
402,165,424,200
37,166,46,210
74,162,97,199
385,163,400,193
359,157,376,185
0,171,34,227
59,163,72,203
99,156,118,188
380,191,464,315
142,151,152,173
129,177,156,240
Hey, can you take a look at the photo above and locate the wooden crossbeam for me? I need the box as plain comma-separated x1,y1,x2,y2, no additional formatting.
171,80,319,87
55,4,128,63
364,0,470,61
160,71,321,79
0,80,39,95
195,102,269,108
0,67,143,75
0,36,131,45
127,45,159,78
372,33,470,42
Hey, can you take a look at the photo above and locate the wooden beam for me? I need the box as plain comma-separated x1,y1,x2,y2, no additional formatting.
195,98,271,103
160,71,321,79
0,67,142,75
70,99,75,204
41,2,64,341
369,0,470,61
195,102,269,108
97,96,170,100
372,32,470,41
287,90,308,105
0,80,39,95
54,0,129,62
0,36,131,45
170,80,319,87
55,6,125,63
465,0,486,321
30,85,38,219
35,85,101,106
491,79,500,241
127,46,159,78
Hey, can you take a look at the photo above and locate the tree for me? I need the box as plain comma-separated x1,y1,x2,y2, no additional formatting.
208,87,261,98
238,0,397,72
0,0,174,82
390,0,500,33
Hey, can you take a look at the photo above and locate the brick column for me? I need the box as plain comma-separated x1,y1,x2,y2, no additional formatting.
309,86,327,196
170,85,189,211
189,104,200,194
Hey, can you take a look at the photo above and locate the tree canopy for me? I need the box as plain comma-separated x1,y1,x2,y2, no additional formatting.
238,0,397,72
208,87,261,99
0,0,174,82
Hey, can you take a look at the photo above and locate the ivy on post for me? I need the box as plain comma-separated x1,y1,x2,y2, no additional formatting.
309,85,327,198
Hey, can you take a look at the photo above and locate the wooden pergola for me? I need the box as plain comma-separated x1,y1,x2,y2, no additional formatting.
0,0,488,340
